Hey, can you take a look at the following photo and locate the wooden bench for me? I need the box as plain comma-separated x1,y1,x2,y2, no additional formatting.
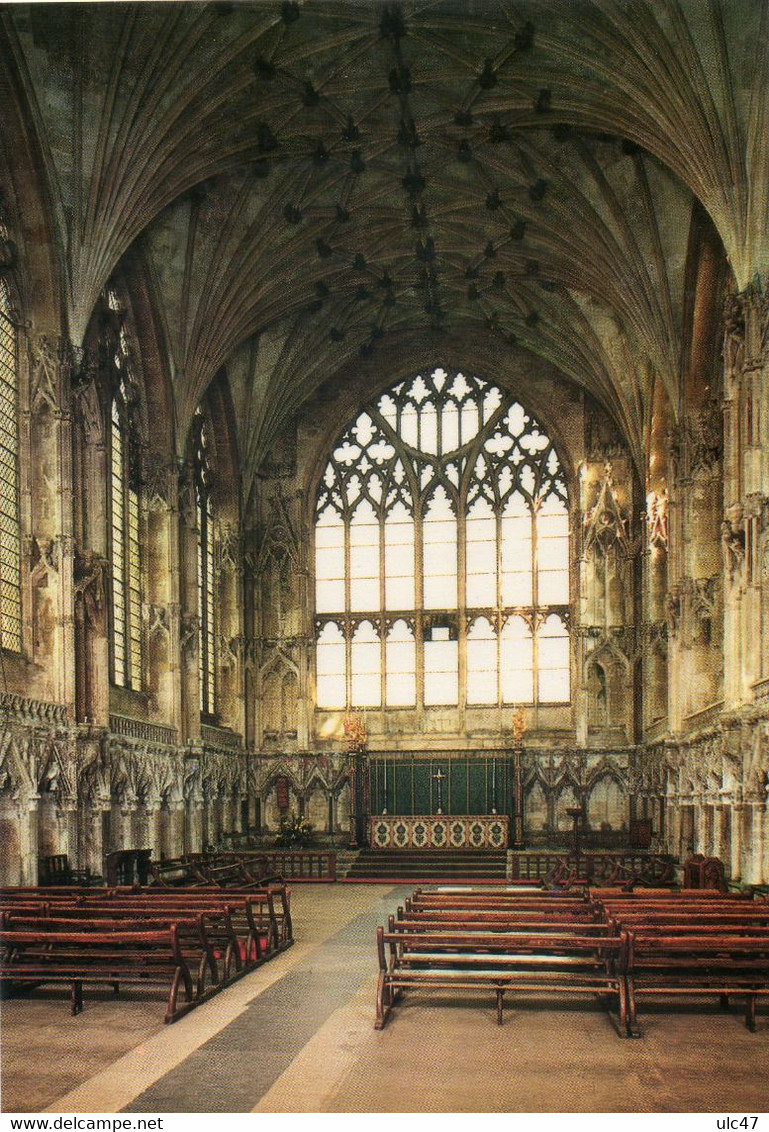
112,886,294,952
601,910,769,933
406,896,595,919
72,898,273,967
375,924,628,1032
589,888,748,902
624,931,769,1035
0,883,294,952
0,923,196,1022
394,913,615,938
1,911,233,995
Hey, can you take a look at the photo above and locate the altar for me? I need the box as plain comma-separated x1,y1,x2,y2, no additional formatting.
369,814,509,851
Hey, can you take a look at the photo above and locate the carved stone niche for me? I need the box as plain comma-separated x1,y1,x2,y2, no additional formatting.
145,454,176,513
687,576,719,646
687,402,722,478
29,335,63,415
723,291,746,380
583,463,631,558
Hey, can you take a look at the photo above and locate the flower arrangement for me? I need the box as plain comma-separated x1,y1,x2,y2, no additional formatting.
275,811,314,848
343,713,368,754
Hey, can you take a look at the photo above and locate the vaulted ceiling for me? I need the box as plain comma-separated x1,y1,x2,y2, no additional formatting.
2,0,767,491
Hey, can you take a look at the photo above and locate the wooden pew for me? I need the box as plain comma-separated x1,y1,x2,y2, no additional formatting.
407,895,594,918
394,912,614,937
589,888,749,902
375,924,628,1032
67,898,272,967
1,911,228,996
106,885,295,952
0,883,294,953
0,922,196,1022
624,931,769,1035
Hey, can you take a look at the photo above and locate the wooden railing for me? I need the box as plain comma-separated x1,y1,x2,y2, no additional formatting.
222,850,336,882
509,851,676,886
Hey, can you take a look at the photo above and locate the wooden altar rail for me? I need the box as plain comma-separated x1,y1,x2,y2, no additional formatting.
220,850,336,883
509,852,676,885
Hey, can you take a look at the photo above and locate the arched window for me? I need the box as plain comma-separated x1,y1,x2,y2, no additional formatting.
0,278,20,652
314,368,570,712
192,406,216,718
107,289,143,689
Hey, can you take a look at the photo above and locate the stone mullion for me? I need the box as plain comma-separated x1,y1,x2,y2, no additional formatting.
379,509,386,711
344,520,352,709
531,505,541,711
456,497,467,720
414,499,425,721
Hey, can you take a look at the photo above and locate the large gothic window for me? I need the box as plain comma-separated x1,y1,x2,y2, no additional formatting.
314,368,570,711
0,279,20,652
107,290,143,689
192,406,216,718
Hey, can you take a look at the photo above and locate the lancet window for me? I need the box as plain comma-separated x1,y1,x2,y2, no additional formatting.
0,278,20,652
107,290,143,689
193,406,217,717
314,367,570,711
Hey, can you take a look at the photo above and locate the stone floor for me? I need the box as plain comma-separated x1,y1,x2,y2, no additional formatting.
2,884,768,1114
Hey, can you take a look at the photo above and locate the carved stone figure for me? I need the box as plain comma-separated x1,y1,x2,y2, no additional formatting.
74,552,107,632
721,514,745,582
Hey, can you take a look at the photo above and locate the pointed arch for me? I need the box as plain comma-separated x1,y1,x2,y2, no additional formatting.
313,367,571,715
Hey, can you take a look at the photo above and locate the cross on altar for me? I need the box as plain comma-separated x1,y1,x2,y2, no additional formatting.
432,768,446,814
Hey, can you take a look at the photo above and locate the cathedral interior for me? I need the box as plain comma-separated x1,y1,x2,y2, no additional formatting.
0,0,768,892
3,0,769,1116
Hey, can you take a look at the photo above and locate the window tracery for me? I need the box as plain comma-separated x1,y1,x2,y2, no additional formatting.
314,367,570,712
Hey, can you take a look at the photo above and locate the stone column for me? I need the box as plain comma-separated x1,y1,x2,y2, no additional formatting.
730,802,744,882
20,795,41,884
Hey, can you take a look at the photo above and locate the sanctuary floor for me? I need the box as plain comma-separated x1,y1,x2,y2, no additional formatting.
1,884,768,1114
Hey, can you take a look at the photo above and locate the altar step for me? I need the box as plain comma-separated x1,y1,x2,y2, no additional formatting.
342,849,508,883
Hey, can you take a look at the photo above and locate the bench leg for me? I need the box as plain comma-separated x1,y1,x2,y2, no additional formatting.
374,972,392,1030
625,978,641,1038
719,993,730,1011
745,994,757,1033
496,989,504,1026
617,979,629,1039
71,980,83,1016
